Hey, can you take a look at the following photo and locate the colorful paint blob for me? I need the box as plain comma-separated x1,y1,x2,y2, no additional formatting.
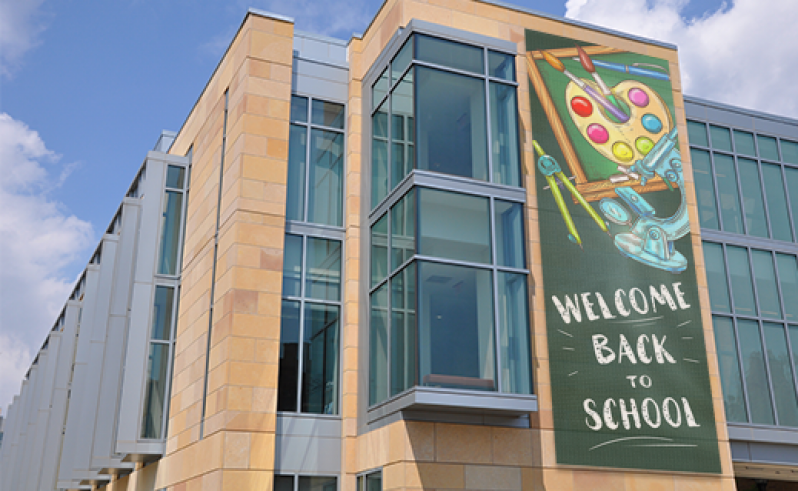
636,136,655,154
571,96,593,117
641,113,663,133
627,88,649,107
612,141,634,162
587,123,609,144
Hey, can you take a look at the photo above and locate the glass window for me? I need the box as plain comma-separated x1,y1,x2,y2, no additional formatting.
311,100,345,129
282,234,303,297
150,286,175,340
276,476,338,491
371,214,388,287
738,319,776,425
777,254,798,322
498,272,531,394
416,66,488,181
490,82,521,186
494,200,525,269
391,189,415,271
373,69,389,108
275,475,294,491
489,51,515,81
307,129,344,226
372,103,389,206
714,154,743,234
157,191,184,275
786,167,798,232
141,344,169,439
370,285,388,405
761,163,794,242
687,121,708,147
758,135,780,161
690,149,719,229
734,130,756,157
727,246,757,315
418,262,496,390
763,322,798,427
713,316,747,423
703,242,731,313
302,304,339,414
165,165,185,189
737,157,768,237
277,300,301,412
291,95,309,122
419,188,490,264
358,471,383,491
709,125,732,152
305,237,341,301
392,40,412,83
286,125,308,221
782,139,798,164
391,71,414,188
416,34,484,74
752,251,782,319
391,264,416,396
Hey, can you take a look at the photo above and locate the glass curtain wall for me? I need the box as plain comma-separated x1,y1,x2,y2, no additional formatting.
274,475,337,491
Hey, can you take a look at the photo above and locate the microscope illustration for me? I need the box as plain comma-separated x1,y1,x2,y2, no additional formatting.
598,128,690,273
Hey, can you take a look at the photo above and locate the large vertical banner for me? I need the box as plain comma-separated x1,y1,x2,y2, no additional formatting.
526,31,721,473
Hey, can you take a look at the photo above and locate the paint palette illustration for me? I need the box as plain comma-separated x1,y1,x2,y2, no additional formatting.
565,79,673,167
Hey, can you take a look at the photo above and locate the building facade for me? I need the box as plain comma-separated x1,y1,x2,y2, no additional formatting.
1,1,797,490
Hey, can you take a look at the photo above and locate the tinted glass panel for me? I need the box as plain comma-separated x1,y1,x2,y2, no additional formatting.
277,300,301,411
690,149,719,229
312,100,345,129
489,51,515,81
419,188,490,264
365,473,382,491
738,319,775,425
373,69,388,109
370,285,388,405
372,104,389,207
714,154,743,234
141,343,170,439
786,167,798,233
416,66,488,181
291,95,308,122
157,191,183,275
274,475,294,491
371,214,388,287
712,316,747,423
391,71,414,188
758,135,779,161
494,200,525,268
777,254,798,322
752,250,782,319
727,246,757,315
299,476,338,491
391,264,416,396
782,139,798,164
738,157,768,237
761,163,793,242
302,304,339,414
418,262,496,391
490,82,520,186
282,234,303,297
687,121,708,147
763,322,798,427
151,286,175,340
709,125,732,152
165,165,185,189
286,125,307,221
416,34,484,74
391,189,415,271
791,326,798,392
392,39,412,83
305,237,341,301
703,242,731,313
308,129,343,226
498,272,532,393
734,130,756,156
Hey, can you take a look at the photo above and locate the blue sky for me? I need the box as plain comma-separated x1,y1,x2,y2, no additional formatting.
0,0,794,411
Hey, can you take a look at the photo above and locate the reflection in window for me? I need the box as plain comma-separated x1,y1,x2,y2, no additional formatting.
391,71,414,187
763,322,798,427
690,149,719,229
418,188,490,264
710,125,732,152
357,470,382,491
308,129,344,226
275,475,337,491
761,163,793,242
737,319,775,425
714,154,743,234
141,286,177,439
703,242,730,313
157,191,184,275
712,316,747,423
726,246,757,315
687,121,708,147
737,158,768,237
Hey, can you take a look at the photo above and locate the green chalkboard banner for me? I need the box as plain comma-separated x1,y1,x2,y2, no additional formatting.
526,29,721,473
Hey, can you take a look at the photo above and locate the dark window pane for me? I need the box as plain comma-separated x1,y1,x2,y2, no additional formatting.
373,69,388,109
490,82,520,186
738,319,775,425
498,272,532,394
418,262,496,391
703,242,731,313
691,149,719,229
488,51,515,81
308,129,344,226
758,135,779,161
734,130,756,157
738,158,768,237
305,237,341,301
277,300,301,411
275,475,294,491
726,246,757,315
786,168,798,234
391,264,416,396
710,125,732,152
372,104,389,207
371,214,388,287
761,163,794,242
365,473,382,491
312,100,345,129
370,285,388,405
291,95,308,122
687,121,708,147
391,189,416,272
299,476,337,491
391,71,414,189
777,254,798,322
416,66,488,181
494,200,525,268
286,124,307,221
151,286,175,340
763,322,798,427
712,316,747,423
301,303,339,414
416,34,484,74
157,191,183,275
282,234,303,297
141,343,169,439
782,139,798,164
392,39,412,83
714,154,743,234
419,188,491,264
791,326,798,398
165,165,185,189
752,250,782,319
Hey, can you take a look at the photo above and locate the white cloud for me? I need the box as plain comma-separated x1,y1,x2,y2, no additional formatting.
0,113,94,412
0,0,48,77
565,0,798,118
